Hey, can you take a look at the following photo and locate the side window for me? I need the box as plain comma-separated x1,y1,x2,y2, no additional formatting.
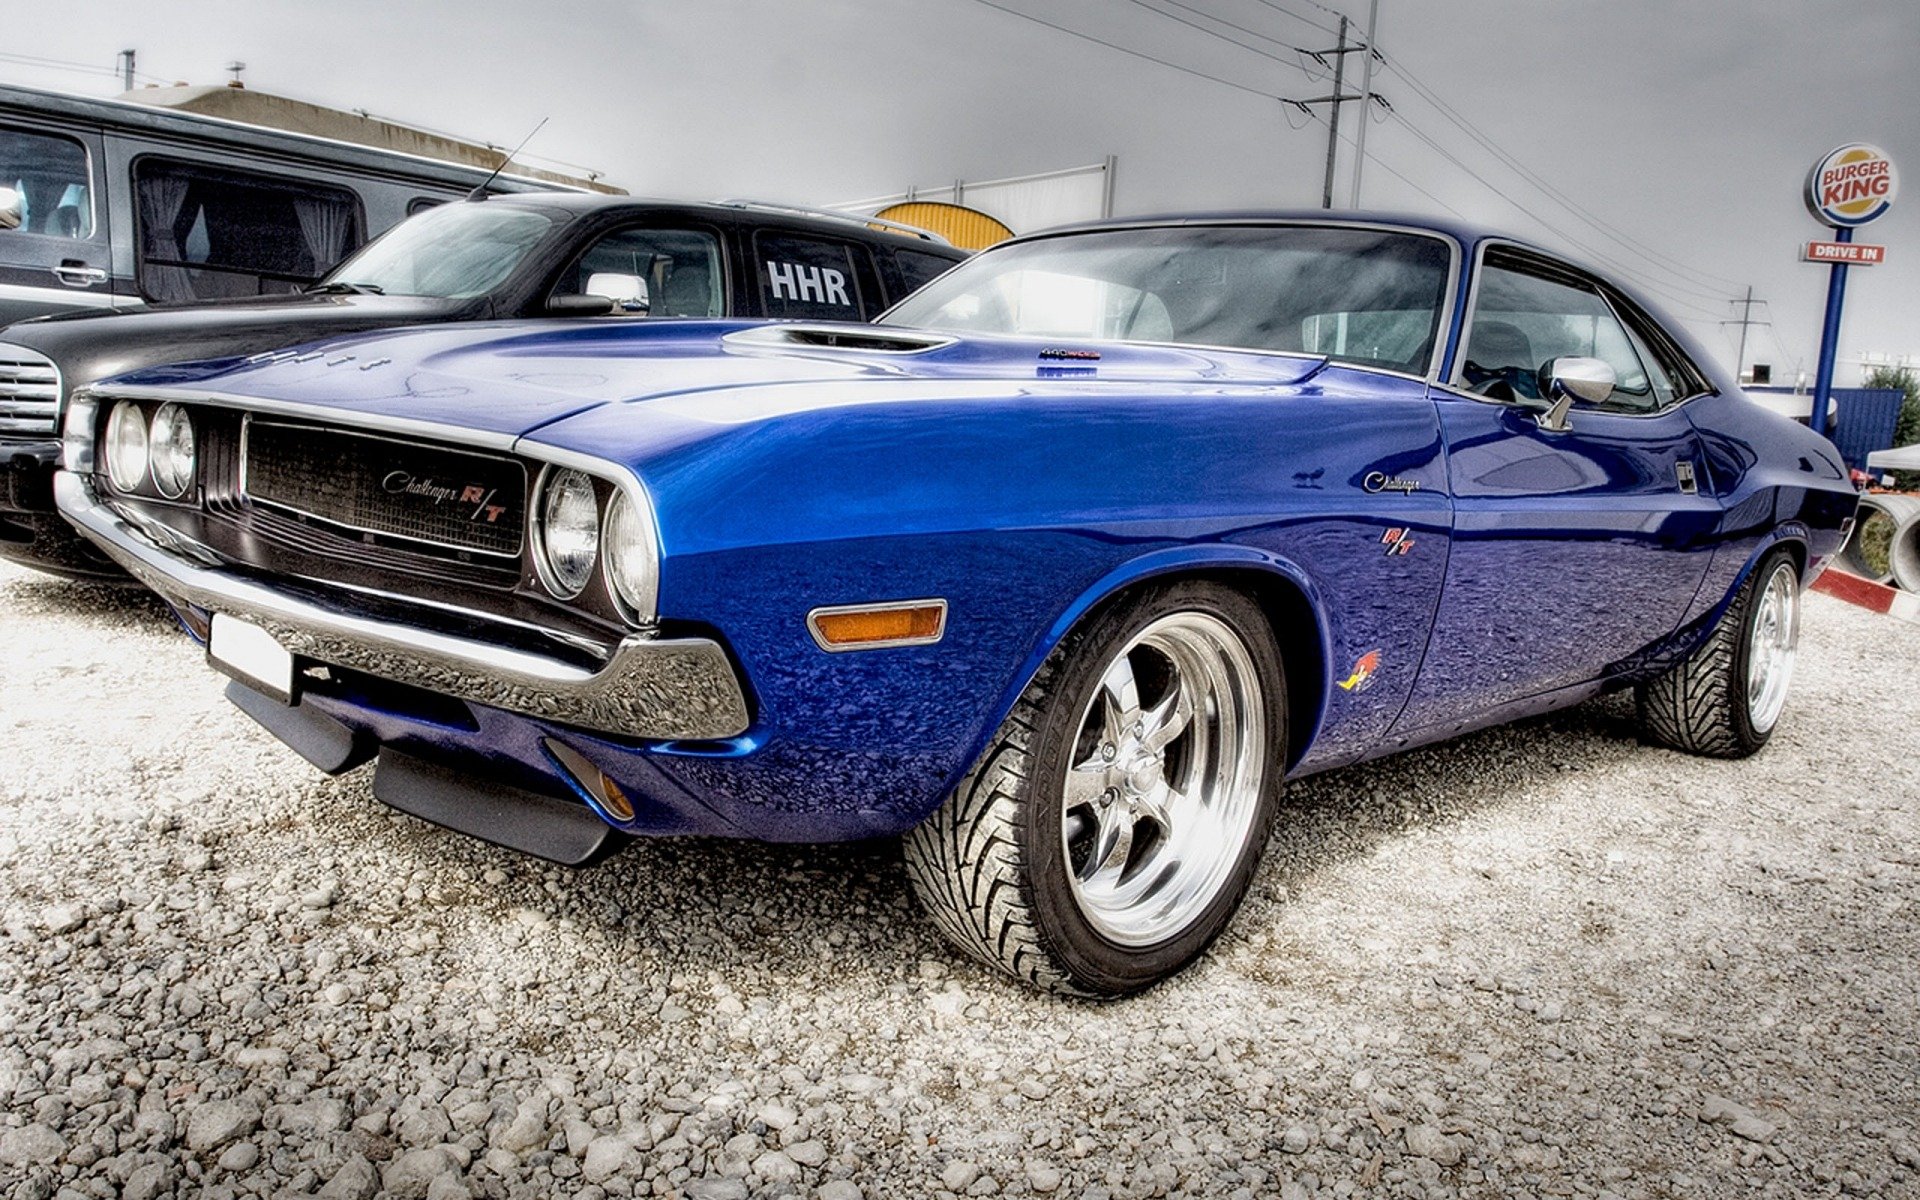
1606,287,1712,403
552,227,721,317
1459,257,1657,413
895,249,959,297
0,127,94,239
133,159,363,303
755,234,871,320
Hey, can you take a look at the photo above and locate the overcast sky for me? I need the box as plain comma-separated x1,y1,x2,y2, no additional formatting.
10,0,1919,384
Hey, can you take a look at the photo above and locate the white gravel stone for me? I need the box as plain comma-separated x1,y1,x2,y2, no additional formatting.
184,1100,261,1154
942,1160,982,1192
582,1136,632,1183
2,566,1918,1200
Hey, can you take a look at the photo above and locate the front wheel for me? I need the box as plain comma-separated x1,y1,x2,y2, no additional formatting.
1636,548,1802,758
903,581,1285,996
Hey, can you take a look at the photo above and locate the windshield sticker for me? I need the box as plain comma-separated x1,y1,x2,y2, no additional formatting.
767,262,853,307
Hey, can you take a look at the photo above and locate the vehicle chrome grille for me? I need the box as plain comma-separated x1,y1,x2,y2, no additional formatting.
0,344,61,437
240,420,526,560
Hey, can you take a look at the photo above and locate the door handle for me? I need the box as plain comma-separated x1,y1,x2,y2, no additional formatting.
53,263,108,288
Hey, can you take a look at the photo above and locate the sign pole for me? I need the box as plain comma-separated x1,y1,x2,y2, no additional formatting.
1809,226,1852,436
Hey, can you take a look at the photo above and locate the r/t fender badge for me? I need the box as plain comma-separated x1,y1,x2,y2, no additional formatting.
1337,650,1382,693
1381,527,1415,556
1362,471,1421,494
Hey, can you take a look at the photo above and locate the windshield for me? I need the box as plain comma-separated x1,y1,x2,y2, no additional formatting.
881,225,1453,374
324,203,558,299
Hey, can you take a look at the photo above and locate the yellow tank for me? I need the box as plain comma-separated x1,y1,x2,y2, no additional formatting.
874,201,1015,251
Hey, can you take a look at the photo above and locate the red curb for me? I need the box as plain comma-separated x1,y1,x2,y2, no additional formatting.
1811,568,1920,624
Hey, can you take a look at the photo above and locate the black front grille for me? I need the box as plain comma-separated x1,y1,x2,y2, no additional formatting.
241,420,526,560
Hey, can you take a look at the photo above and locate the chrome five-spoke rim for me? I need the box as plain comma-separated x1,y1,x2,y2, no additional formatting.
1061,612,1266,947
1746,562,1800,734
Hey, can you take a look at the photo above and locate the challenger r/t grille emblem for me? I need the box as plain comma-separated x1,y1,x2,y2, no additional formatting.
382,471,509,524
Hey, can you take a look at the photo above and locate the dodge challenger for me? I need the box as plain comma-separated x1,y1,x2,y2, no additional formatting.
55,213,1857,995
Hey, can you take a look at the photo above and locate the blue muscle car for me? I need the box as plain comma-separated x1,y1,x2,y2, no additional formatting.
55,213,1857,995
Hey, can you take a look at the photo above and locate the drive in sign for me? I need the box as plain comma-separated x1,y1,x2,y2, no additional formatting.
1805,143,1898,228
1803,240,1886,265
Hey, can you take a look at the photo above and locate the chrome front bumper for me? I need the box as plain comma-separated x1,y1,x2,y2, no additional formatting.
54,471,752,741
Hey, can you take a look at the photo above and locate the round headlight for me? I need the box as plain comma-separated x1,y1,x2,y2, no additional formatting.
602,489,659,624
535,467,600,598
148,403,197,499
105,401,149,493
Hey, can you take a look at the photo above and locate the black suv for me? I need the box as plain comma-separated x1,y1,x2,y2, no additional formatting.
0,194,965,578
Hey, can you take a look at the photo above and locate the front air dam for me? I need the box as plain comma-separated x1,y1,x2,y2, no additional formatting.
370,748,623,866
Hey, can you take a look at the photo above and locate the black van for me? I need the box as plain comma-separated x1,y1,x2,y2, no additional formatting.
0,82,572,327
0,193,965,578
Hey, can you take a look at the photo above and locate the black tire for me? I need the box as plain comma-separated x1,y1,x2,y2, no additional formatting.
1636,548,1800,759
903,580,1286,996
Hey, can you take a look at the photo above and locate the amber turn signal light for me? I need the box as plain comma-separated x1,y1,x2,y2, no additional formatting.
807,600,948,651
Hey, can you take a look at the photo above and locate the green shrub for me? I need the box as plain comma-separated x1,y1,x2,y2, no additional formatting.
1864,365,1920,490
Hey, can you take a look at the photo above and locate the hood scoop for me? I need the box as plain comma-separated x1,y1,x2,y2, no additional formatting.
724,324,957,356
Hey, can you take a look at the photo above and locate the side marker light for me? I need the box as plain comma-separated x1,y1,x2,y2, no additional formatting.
807,600,948,651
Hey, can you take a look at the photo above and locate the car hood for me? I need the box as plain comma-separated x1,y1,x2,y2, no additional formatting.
97,318,1330,442
5,293,473,395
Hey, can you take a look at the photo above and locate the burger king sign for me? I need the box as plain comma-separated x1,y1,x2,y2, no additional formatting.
1805,143,1898,228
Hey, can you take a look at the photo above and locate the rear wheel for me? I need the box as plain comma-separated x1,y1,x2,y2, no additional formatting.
903,581,1285,996
1636,549,1801,758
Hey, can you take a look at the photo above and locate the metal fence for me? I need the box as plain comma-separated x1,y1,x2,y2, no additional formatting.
1829,388,1907,470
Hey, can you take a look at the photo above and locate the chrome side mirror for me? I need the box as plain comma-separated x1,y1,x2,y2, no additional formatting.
0,186,21,231
585,272,649,314
1533,356,1615,431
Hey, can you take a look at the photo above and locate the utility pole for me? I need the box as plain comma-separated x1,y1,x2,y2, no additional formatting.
117,49,135,93
1289,12,1388,209
1720,286,1770,382
1346,0,1380,207
1319,16,1348,209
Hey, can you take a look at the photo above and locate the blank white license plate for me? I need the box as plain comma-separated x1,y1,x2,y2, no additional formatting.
208,613,295,704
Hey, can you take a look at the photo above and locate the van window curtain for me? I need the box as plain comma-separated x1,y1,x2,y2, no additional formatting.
136,171,196,303
292,195,356,274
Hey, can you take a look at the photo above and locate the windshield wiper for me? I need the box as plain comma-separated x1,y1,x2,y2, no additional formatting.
304,281,385,295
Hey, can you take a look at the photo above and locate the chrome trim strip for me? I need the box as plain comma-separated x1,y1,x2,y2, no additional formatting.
1442,239,1710,418
54,470,748,741
806,598,949,653
78,385,525,453
877,217,1463,384
722,324,960,355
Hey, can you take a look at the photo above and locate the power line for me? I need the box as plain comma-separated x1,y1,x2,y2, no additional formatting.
1246,0,1344,39
1376,49,1750,295
1310,110,1468,220
1384,109,1734,320
964,0,1289,100
1115,0,1300,66
1144,0,1315,53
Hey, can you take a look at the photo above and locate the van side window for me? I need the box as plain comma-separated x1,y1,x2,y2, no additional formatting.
895,249,959,296
755,234,871,320
553,227,722,317
134,159,363,303
0,127,93,239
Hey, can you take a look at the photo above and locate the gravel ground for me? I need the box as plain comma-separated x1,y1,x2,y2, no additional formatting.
2,556,1918,1200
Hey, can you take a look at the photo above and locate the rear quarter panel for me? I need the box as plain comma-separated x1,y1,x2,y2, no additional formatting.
1680,388,1856,634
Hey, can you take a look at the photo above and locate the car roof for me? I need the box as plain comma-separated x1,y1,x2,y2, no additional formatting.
1013,208,1530,252
475,192,961,251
